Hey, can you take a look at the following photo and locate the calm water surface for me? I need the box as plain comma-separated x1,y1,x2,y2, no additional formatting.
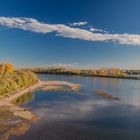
10,74,140,140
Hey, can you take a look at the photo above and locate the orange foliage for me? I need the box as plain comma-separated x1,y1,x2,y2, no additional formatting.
0,63,14,74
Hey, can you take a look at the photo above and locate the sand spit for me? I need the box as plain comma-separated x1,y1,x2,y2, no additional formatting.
40,80,81,91
95,90,120,100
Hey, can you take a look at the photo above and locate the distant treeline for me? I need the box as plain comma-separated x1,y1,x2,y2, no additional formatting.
22,67,127,77
0,63,38,96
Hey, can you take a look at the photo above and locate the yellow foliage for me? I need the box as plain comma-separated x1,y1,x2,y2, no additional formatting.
0,63,14,74
5,64,14,73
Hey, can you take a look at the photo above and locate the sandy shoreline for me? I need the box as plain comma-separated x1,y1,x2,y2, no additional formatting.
0,81,42,106
0,80,43,122
0,80,80,106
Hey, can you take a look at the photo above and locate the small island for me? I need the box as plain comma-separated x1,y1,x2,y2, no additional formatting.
95,90,120,100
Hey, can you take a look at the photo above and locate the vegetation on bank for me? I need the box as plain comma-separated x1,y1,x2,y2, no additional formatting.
23,67,127,77
0,63,38,96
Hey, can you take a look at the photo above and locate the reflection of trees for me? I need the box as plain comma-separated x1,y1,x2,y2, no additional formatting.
111,78,121,88
98,78,121,88
15,92,34,105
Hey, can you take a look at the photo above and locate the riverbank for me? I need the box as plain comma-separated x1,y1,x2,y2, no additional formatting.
0,81,41,106
0,79,81,140
36,72,140,80
0,80,42,121
21,67,133,80
94,75,140,80
0,80,80,120
0,81,41,140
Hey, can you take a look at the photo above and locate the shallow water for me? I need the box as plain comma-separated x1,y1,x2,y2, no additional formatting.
9,74,140,140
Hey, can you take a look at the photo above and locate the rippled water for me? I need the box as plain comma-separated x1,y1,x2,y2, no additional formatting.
10,74,140,140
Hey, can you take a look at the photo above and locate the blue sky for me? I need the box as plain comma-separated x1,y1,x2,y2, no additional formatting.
0,0,140,68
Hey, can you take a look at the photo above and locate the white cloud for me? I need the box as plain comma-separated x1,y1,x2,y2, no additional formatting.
90,27,107,33
69,21,88,26
0,17,140,46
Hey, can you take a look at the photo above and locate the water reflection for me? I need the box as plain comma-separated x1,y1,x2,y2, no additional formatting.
14,92,34,105
98,78,120,88
8,74,140,140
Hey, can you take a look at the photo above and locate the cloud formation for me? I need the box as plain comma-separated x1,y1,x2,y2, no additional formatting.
69,21,88,26
0,17,140,46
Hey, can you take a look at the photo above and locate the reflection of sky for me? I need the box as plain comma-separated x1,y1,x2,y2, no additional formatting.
24,94,140,134
23,74,140,130
11,74,140,140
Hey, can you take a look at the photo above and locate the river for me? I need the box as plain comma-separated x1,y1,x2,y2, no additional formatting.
9,74,140,140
